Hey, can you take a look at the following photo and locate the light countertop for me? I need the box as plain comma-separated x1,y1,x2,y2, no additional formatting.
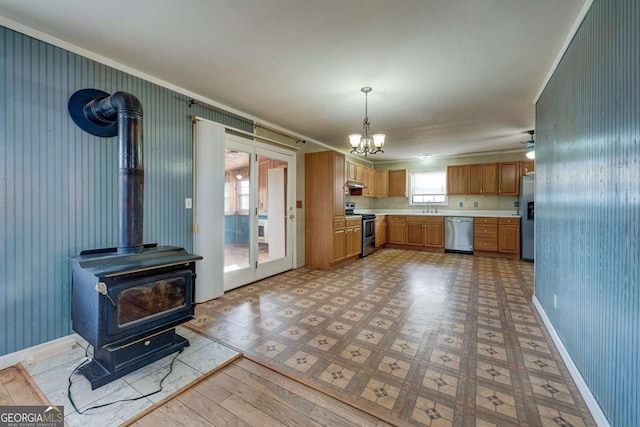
354,209,520,218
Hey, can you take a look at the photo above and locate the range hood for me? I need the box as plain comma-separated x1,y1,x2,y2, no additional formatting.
346,180,367,189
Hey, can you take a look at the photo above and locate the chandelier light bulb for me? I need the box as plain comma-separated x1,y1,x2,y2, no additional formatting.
349,134,362,148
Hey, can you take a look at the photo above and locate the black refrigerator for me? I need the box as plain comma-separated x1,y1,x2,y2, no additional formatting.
519,175,534,261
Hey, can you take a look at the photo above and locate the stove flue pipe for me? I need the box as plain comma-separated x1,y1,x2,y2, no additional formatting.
68,89,144,254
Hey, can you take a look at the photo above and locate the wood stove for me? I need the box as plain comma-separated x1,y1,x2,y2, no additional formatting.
71,244,200,389
68,89,202,389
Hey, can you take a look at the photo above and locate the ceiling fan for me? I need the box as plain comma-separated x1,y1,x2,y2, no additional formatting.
521,130,535,159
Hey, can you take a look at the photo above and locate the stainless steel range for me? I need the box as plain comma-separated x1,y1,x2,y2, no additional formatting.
345,202,376,257
360,213,376,257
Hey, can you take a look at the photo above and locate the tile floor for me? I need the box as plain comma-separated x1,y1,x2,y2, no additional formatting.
188,249,597,427
22,326,239,427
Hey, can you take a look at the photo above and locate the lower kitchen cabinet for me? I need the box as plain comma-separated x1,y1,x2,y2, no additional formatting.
346,218,362,258
386,215,444,252
473,217,498,252
387,216,406,244
332,227,346,263
425,219,444,248
406,216,444,249
375,215,387,248
498,217,520,254
332,217,347,263
406,219,425,246
331,218,362,263
474,217,520,258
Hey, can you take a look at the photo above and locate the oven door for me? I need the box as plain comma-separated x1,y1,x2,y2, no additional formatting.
363,218,375,239
361,217,376,257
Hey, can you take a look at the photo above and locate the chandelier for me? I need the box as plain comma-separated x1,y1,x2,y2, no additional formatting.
349,87,385,156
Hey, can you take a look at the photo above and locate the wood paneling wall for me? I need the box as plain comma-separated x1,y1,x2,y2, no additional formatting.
535,1,639,425
0,26,252,355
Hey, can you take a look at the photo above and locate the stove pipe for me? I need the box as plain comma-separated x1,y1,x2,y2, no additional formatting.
69,89,144,254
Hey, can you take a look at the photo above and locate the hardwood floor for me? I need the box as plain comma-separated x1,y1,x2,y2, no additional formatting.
128,358,391,427
0,365,49,406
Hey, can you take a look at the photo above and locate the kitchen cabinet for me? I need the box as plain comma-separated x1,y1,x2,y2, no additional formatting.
362,166,375,196
375,215,387,247
388,169,408,197
306,151,348,269
405,216,444,249
473,217,520,258
387,215,406,244
498,162,520,195
406,219,425,246
332,225,346,263
346,218,362,258
498,217,520,254
447,165,468,195
374,170,389,197
468,163,497,196
473,217,498,252
346,161,364,183
425,219,445,248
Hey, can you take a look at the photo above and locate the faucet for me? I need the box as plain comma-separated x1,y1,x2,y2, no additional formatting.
426,201,432,214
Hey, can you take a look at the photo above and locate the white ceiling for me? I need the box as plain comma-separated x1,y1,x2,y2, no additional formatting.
0,0,587,162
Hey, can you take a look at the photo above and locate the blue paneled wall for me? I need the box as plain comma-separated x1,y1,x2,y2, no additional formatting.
0,26,252,355
535,1,639,425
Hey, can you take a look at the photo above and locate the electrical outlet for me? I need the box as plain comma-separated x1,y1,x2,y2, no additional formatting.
514,201,519,208
459,202,463,207
474,202,478,207
554,294,557,309
185,198,192,209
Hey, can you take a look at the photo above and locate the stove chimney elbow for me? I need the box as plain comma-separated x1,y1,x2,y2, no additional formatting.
69,89,145,254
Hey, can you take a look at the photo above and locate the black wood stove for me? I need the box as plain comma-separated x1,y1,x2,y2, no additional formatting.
68,89,201,389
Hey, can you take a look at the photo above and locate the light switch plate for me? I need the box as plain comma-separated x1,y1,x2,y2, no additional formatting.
185,198,192,209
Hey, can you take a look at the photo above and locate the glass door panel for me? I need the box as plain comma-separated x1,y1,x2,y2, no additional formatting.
254,148,294,281
257,154,288,265
223,147,252,277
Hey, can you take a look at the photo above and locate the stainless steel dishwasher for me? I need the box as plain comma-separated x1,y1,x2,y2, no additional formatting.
444,217,474,253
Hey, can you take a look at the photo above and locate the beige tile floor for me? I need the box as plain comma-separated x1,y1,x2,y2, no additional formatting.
188,248,597,427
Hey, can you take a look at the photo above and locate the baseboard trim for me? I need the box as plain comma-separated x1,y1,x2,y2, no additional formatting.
0,334,80,370
532,295,611,427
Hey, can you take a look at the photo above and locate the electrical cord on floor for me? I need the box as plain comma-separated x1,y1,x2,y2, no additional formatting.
67,346,183,415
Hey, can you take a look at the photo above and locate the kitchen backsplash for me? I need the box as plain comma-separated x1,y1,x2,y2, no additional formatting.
348,194,519,213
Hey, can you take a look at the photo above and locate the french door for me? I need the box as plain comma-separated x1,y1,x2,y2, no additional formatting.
223,135,295,291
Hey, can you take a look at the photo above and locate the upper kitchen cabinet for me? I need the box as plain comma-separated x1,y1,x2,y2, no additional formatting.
346,160,363,183
498,162,520,195
362,166,375,196
447,165,468,195
468,163,497,196
388,169,408,197
373,170,389,197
